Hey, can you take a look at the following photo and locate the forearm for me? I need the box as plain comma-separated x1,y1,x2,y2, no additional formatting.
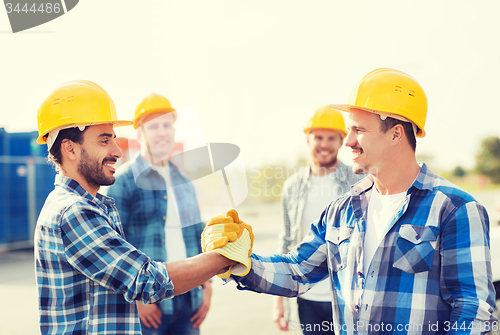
237,226,329,296
167,251,235,295
235,253,318,297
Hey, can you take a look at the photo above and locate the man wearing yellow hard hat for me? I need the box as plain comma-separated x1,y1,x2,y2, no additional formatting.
105,94,212,335
201,68,496,334
34,81,233,334
273,106,362,334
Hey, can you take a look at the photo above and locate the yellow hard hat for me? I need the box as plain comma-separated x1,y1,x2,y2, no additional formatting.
133,93,177,129
37,80,133,144
330,68,428,137
303,106,347,138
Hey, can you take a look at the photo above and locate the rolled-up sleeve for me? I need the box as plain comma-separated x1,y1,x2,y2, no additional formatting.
61,204,174,304
235,211,329,297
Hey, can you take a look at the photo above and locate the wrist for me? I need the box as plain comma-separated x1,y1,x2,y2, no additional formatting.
213,251,237,268
220,253,238,265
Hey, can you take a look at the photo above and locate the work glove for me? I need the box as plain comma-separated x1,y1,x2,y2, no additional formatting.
201,209,254,279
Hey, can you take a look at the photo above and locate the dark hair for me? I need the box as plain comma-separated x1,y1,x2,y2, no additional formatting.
47,127,87,168
379,117,416,152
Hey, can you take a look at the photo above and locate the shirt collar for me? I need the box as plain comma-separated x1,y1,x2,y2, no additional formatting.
130,153,183,185
349,162,432,197
54,174,114,206
131,153,152,181
409,162,434,192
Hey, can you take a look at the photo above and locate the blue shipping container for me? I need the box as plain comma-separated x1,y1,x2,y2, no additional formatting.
0,128,56,250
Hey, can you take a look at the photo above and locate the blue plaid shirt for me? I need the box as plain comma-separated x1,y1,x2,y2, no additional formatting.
35,174,174,335
235,164,496,334
105,154,205,315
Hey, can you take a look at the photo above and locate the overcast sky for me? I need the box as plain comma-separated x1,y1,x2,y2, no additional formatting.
1,0,499,171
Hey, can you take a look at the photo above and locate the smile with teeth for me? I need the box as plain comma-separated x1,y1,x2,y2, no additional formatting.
103,161,116,171
351,148,363,158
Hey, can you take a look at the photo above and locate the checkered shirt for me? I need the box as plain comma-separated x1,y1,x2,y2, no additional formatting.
35,174,174,335
235,163,496,334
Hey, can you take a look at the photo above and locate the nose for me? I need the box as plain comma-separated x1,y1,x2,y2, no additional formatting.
112,140,123,159
344,129,356,148
318,138,328,149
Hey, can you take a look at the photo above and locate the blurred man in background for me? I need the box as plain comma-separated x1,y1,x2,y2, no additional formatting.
273,106,363,334
106,93,211,335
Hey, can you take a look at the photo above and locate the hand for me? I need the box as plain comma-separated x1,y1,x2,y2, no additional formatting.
201,211,240,252
136,302,162,329
190,281,212,329
201,209,254,278
273,296,289,331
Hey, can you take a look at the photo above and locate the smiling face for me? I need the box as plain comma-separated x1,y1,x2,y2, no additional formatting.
344,108,391,175
137,112,176,163
76,124,122,190
307,128,344,169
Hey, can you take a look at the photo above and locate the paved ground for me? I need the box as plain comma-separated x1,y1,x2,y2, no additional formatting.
0,202,300,335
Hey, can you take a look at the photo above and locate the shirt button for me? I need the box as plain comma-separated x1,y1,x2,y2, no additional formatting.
415,234,420,240
371,271,374,277
164,195,167,200
355,305,359,310
357,271,362,276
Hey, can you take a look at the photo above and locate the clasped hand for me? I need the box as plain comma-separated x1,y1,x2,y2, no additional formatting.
201,209,254,279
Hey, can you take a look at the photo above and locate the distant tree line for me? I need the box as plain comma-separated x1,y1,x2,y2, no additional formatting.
476,136,500,184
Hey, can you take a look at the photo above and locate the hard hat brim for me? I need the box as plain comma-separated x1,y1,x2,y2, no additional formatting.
328,104,425,137
37,120,133,144
133,109,177,129
303,127,347,138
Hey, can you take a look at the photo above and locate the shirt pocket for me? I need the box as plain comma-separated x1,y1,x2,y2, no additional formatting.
393,224,440,274
326,226,353,272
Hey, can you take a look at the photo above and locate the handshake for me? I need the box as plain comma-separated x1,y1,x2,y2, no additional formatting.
201,209,254,279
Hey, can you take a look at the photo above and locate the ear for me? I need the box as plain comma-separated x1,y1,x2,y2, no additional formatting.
60,139,80,162
391,124,404,144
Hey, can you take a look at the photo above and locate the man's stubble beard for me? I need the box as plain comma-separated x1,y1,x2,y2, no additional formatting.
77,148,115,189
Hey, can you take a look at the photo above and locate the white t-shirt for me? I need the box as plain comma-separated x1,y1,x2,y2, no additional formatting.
151,164,187,263
363,188,407,272
300,173,341,302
